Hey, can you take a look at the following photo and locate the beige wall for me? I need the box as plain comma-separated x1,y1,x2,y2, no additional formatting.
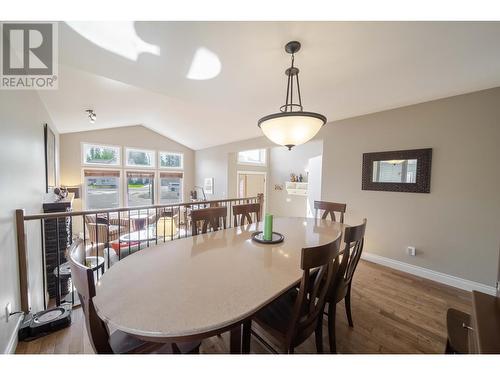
320,87,500,286
0,90,58,353
60,125,195,213
196,137,274,200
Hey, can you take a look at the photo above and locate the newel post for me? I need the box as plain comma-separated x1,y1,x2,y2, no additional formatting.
16,209,29,312
257,193,264,221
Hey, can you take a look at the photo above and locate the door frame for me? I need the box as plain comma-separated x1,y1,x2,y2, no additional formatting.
236,170,267,212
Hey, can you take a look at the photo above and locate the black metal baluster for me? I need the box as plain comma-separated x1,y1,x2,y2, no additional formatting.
128,209,131,256
118,211,121,261
95,214,99,281
56,218,61,306
155,207,158,245
106,212,110,271
163,208,166,242
137,209,141,251
40,219,47,310
146,209,150,248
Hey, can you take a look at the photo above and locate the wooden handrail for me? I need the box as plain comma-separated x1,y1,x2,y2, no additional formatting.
23,195,263,221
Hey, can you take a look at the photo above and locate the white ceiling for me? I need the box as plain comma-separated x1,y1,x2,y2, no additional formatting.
40,21,500,150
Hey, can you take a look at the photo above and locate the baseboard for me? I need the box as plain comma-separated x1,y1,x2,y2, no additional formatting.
4,314,23,354
361,252,497,296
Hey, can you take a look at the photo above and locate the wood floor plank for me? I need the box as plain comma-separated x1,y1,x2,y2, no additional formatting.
15,260,472,354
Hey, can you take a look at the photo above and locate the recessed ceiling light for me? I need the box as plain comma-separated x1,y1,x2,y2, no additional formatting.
186,47,221,80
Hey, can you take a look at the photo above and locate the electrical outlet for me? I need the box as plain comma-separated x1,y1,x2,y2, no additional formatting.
407,246,416,256
5,302,11,323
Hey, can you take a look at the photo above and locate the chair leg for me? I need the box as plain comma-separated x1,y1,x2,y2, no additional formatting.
327,302,337,354
242,320,251,354
345,284,354,328
445,339,454,354
315,318,324,354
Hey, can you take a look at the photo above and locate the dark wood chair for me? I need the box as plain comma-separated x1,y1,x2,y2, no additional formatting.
324,218,367,353
314,200,347,223
445,308,471,354
248,235,342,353
191,206,227,236
68,239,201,354
232,203,261,227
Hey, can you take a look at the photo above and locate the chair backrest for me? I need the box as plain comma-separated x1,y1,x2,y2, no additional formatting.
329,219,367,302
68,239,113,354
314,200,347,223
286,235,342,348
232,203,261,227
191,206,227,236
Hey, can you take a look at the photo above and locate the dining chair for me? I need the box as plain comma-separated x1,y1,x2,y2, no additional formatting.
324,218,367,353
232,203,261,227
314,200,347,223
445,308,471,353
247,235,342,354
68,239,201,354
191,206,227,236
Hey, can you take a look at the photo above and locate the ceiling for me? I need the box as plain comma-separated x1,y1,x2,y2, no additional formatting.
40,21,500,150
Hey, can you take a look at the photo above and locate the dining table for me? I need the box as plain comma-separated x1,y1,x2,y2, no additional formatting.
93,216,345,353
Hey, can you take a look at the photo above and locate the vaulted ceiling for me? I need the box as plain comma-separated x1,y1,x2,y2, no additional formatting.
39,21,500,150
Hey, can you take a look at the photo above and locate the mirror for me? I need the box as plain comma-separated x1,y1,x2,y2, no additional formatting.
362,148,432,193
372,159,417,183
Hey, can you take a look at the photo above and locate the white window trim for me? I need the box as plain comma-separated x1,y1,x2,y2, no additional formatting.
81,142,121,167
81,168,123,210
125,147,156,169
237,149,267,166
157,172,184,204
158,151,184,170
124,169,157,207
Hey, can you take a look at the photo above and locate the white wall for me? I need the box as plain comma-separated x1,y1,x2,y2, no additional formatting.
320,87,500,286
0,90,58,353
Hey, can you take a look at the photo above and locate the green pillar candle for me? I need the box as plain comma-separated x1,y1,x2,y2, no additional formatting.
264,213,273,241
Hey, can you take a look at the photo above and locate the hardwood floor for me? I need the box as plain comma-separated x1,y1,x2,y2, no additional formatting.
16,260,471,354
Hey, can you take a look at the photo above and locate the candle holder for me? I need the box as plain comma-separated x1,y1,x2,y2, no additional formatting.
251,231,284,244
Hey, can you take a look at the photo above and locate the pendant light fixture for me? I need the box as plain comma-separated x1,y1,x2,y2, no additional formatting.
258,41,327,150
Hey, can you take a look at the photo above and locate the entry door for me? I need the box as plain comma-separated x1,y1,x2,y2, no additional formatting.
238,173,265,198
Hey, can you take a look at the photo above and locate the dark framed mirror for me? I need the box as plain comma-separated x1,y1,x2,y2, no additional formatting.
362,148,432,193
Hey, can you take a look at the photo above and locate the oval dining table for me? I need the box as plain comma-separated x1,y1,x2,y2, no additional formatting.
93,216,345,353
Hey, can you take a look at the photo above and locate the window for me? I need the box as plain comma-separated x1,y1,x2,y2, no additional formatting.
84,170,121,209
82,143,120,166
237,149,266,165
159,172,183,204
126,171,155,206
125,148,155,168
159,151,183,169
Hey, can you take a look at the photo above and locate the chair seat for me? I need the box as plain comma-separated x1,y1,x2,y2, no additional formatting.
109,330,201,354
254,288,298,339
446,308,471,354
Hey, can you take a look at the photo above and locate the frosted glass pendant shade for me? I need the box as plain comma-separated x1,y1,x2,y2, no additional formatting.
258,112,326,150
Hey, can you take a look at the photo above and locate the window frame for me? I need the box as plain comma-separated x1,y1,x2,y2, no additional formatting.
237,148,267,166
81,142,121,167
158,151,184,170
124,169,156,207
125,147,156,169
158,171,184,205
81,168,123,210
